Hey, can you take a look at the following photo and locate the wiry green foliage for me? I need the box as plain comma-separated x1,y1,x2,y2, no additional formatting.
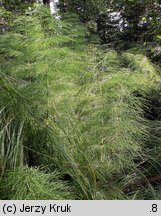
1,3,161,200
0,166,73,200
57,47,161,199
0,8,47,172
0,5,91,199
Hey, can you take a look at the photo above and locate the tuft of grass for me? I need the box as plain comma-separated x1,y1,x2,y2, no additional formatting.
50,47,161,199
0,166,73,200
1,4,161,200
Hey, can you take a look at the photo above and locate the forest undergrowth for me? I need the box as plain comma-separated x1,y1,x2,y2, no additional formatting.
1,4,161,200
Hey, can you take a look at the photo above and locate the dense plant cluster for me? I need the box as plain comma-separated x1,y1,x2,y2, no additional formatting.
0,1,161,200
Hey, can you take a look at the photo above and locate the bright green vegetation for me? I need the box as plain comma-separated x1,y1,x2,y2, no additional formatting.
1,2,161,200
0,167,72,199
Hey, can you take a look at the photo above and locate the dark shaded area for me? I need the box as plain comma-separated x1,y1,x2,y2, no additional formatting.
95,1,161,50
43,0,50,6
144,92,161,121
1,0,35,12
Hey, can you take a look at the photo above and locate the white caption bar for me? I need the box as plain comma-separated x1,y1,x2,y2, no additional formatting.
0,201,160,216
